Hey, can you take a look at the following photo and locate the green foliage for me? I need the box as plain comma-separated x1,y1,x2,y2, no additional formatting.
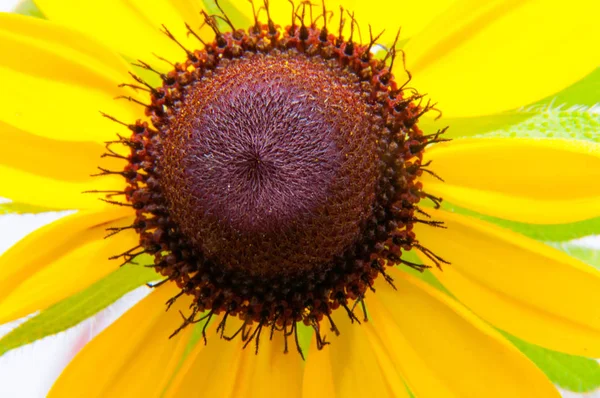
0,262,158,356
14,0,44,18
202,0,251,30
503,332,600,392
478,109,600,142
532,67,600,108
420,111,535,139
548,243,600,272
422,67,600,140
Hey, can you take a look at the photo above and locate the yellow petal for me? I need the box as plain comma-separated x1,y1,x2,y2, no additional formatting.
0,224,137,324
0,121,121,183
419,111,533,139
49,284,194,398
0,165,122,210
166,318,304,398
182,0,251,31
34,0,210,62
262,0,356,37
302,312,409,398
0,121,124,209
207,0,441,48
403,0,600,117
368,269,559,397
125,0,213,49
0,12,130,77
424,138,600,223
0,13,141,143
354,0,454,45
416,210,600,357
0,208,133,324
233,328,304,397
302,338,336,398
164,324,244,398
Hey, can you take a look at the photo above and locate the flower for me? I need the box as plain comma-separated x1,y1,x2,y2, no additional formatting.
1,0,599,397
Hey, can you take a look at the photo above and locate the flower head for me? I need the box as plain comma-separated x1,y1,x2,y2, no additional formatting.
1,1,599,397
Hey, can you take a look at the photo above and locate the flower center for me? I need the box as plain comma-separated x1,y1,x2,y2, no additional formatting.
160,53,379,276
101,2,449,355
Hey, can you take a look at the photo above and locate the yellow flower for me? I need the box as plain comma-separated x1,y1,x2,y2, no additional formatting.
1,1,600,397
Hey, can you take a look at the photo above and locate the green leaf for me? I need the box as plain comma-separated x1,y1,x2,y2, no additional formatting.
477,109,600,142
502,332,600,392
422,68,600,140
0,201,58,215
0,260,158,356
440,202,600,243
420,111,535,139
547,243,600,272
296,323,313,356
531,67,600,108
202,0,251,31
14,0,45,18
420,100,599,144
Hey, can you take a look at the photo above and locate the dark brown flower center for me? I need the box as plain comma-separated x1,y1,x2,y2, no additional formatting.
160,52,379,276
100,2,448,356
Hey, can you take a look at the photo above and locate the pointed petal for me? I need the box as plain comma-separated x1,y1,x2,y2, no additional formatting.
0,13,142,143
424,138,600,224
301,339,336,398
34,0,211,62
0,121,121,183
0,208,133,324
369,269,559,397
48,284,194,398
124,0,213,51
216,0,442,49
354,1,454,45
232,328,304,397
402,0,600,117
1,12,129,77
302,312,409,398
0,226,137,325
416,210,600,357
179,0,252,34
0,166,122,210
166,320,304,398
0,121,124,209
164,324,244,398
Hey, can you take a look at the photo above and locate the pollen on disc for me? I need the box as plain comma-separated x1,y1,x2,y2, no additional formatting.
159,53,379,277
